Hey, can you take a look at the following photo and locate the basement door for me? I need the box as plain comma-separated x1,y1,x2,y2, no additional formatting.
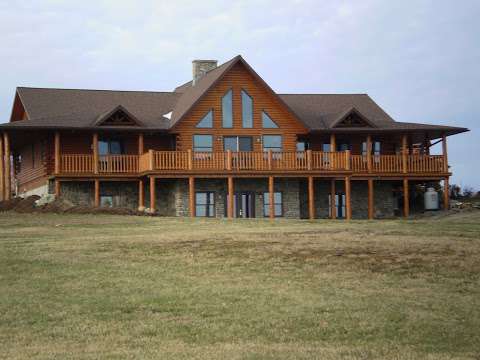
234,192,255,218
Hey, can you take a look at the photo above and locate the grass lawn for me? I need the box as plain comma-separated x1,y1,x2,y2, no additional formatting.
0,211,479,359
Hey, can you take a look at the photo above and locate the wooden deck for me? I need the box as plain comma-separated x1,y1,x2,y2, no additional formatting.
58,150,448,177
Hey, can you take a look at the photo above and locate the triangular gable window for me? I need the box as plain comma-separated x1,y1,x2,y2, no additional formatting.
262,111,279,128
333,110,374,128
96,106,141,127
196,110,213,128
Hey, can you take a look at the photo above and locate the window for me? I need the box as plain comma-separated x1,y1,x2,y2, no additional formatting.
100,196,113,207
196,192,215,217
241,90,253,128
262,111,279,128
196,110,213,128
296,141,308,152
222,89,233,128
337,142,350,151
263,192,283,217
322,143,331,152
99,139,124,155
193,135,213,152
224,136,253,152
262,135,282,152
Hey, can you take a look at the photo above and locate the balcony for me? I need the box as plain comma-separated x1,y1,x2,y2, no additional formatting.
58,151,448,177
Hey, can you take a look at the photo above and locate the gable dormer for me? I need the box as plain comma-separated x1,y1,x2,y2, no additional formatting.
94,105,142,127
331,107,376,128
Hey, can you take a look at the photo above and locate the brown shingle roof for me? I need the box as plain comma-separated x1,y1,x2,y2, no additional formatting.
0,56,468,139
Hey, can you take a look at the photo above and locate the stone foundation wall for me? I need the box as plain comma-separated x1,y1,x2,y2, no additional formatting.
58,178,395,219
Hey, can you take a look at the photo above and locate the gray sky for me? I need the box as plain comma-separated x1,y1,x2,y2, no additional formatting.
1,0,478,188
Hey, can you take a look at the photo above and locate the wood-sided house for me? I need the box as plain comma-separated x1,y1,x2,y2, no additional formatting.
0,55,468,219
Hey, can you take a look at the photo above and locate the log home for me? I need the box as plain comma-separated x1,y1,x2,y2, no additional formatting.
0,55,468,219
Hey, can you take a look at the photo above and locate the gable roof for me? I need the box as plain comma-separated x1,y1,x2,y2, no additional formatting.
0,55,469,139
93,105,143,127
329,106,377,128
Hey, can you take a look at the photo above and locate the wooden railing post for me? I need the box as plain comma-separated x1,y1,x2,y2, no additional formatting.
402,134,408,174
268,150,273,170
149,150,154,171
345,150,351,171
93,133,99,174
187,149,193,170
54,131,61,174
227,150,232,171
3,132,11,200
366,135,372,173
306,150,312,170
330,134,336,169
442,134,448,173
138,133,144,155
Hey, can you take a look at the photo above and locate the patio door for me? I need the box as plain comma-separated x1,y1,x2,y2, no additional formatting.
234,192,255,218
329,193,346,218
223,136,253,152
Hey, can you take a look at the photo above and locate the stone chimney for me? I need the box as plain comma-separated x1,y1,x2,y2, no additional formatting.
192,59,217,85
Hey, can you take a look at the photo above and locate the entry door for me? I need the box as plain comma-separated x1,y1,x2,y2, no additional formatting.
234,192,255,218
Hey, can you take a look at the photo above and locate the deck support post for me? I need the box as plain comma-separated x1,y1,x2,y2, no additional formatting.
345,176,352,220
94,179,100,207
442,134,448,173
0,134,4,201
366,135,372,173
54,179,61,198
93,133,99,174
54,131,61,175
138,179,145,209
368,179,374,220
268,176,274,220
330,179,336,219
149,176,156,213
402,134,408,174
189,176,195,217
227,176,234,219
403,178,409,217
444,177,450,210
138,133,144,155
227,150,232,171
3,132,11,200
308,176,315,220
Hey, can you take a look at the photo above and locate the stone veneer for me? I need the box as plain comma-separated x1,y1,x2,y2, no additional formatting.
56,178,396,219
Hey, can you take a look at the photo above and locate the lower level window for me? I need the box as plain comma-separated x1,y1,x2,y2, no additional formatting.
195,192,215,217
263,192,282,217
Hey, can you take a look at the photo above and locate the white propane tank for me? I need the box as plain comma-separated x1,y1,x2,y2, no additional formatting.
424,187,439,210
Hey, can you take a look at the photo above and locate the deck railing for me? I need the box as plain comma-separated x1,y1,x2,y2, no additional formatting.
60,151,447,175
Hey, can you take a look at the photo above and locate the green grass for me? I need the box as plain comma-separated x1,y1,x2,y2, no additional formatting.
1,212,479,359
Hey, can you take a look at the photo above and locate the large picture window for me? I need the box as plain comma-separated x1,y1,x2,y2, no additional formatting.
241,90,253,128
193,135,213,152
222,89,233,128
263,192,283,217
196,192,215,217
262,135,282,152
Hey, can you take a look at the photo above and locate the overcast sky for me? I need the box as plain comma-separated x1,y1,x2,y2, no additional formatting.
0,0,478,188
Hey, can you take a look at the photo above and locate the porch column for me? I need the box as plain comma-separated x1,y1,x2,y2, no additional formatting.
54,179,61,198
189,176,195,217
368,179,374,220
54,131,61,174
308,176,315,220
403,178,409,217
268,176,274,219
93,132,99,174
442,134,448,172
330,134,336,169
330,179,336,219
94,179,100,207
402,134,408,174
150,176,156,213
345,176,352,220
138,133,144,155
366,135,372,173
0,134,4,201
138,179,145,209
3,132,11,200
227,176,234,219
444,177,450,210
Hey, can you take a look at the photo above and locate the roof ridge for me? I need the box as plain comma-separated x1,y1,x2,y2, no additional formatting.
279,93,369,96
17,86,177,94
